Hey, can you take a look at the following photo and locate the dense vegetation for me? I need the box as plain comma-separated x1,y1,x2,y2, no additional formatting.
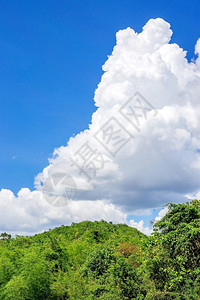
0,200,199,299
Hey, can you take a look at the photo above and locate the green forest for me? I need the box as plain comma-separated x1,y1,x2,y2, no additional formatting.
0,200,199,299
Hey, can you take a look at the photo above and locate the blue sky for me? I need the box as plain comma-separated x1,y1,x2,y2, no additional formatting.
0,0,200,196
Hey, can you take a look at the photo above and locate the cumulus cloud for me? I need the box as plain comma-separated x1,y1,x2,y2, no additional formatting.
195,38,200,66
0,188,126,236
129,219,152,236
1,18,200,235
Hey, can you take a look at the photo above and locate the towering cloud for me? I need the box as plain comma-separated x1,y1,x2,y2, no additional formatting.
1,18,200,235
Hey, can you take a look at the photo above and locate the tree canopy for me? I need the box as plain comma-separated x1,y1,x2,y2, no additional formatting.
0,200,199,299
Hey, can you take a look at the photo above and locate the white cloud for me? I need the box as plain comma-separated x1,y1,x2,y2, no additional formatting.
1,18,200,235
128,206,168,236
154,206,168,222
0,188,126,235
194,192,200,200
195,38,200,66
129,219,152,236
186,190,200,200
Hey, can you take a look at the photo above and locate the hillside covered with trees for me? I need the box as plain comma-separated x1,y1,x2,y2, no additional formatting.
0,200,199,299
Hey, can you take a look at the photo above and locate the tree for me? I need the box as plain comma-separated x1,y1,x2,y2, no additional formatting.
147,200,200,297
0,233,11,240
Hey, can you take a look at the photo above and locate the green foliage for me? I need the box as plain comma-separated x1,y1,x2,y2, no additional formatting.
0,201,199,299
0,233,11,240
2,275,28,300
147,200,200,299
83,248,116,278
